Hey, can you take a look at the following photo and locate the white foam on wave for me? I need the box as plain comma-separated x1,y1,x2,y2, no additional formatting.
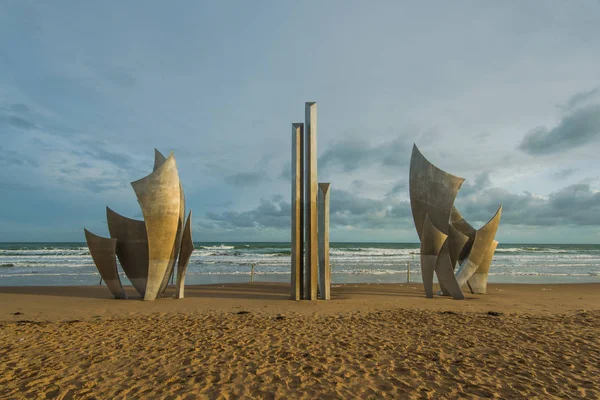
488,271,600,277
0,272,99,278
199,245,235,250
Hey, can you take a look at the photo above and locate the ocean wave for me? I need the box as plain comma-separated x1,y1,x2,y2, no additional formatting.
488,271,600,277
0,263,95,269
0,250,90,256
186,271,290,276
333,269,407,275
495,247,572,254
0,272,100,278
199,245,235,250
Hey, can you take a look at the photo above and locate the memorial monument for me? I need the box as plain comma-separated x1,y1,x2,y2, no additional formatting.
409,144,501,299
291,102,331,300
84,149,193,301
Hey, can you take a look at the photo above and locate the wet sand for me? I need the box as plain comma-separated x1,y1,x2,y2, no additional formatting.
1,283,599,399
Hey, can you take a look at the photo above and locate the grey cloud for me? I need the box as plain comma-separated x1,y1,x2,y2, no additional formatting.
329,190,411,229
9,103,30,113
86,62,137,88
225,154,275,187
205,190,412,231
563,87,599,111
0,180,36,191
458,183,600,227
279,161,291,180
206,197,290,229
6,115,35,129
0,103,36,130
82,179,128,193
381,138,413,167
385,180,407,198
350,179,367,192
77,139,134,170
319,136,412,173
319,138,372,172
224,171,267,187
0,146,39,167
552,168,577,180
519,104,600,155
207,182,600,234
457,172,491,197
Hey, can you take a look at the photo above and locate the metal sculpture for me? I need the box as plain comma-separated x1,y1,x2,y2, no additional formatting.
305,102,319,300
291,123,304,301
455,206,502,288
467,240,498,294
318,183,331,300
409,144,502,299
84,229,127,299
419,214,448,298
176,211,194,299
106,207,149,297
409,145,465,237
84,149,193,301
290,102,330,300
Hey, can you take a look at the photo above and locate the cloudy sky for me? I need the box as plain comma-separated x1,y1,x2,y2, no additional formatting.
1,1,600,243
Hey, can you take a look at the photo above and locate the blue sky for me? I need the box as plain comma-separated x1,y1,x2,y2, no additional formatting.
1,0,600,243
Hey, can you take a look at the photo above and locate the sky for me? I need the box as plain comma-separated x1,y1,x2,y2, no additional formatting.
1,0,600,243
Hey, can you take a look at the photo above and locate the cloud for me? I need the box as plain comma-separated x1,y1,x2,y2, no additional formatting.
552,168,577,180
0,145,39,167
457,183,600,227
319,136,412,173
205,196,289,229
0,102,36,130
224,171,267,187
86,62,136,89
224,154,275,187
519,104,600,155
9,103,30,113
0,100,146,194
562,87,599,111
204,190,413,231
279,161,291,181
79,140,134,170
331,189,411,229
457,172,491,197
82,179,129,193
385,180,407,198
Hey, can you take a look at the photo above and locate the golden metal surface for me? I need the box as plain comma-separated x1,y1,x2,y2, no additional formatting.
84,229,127,299
305,102,318,300
131,153,181,301
409,144,465,238
318,183,331,300
106,207,149,298
467,240,499,294
420,214,447,298
291,123,304,300
176,211,193,299
455,206,503,288
434,241,465,300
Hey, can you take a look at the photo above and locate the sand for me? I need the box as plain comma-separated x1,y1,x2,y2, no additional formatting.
1,282,599,399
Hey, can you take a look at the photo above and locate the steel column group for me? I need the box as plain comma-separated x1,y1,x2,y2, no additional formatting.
291,102,331,300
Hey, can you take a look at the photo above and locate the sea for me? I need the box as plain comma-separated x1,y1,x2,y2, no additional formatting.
1,242,599,287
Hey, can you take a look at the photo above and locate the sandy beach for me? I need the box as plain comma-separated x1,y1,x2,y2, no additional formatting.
1,282,599,399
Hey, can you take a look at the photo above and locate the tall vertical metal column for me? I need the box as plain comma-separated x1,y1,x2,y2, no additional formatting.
318,183,331,300
305,102,318,300
291,123,304,300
